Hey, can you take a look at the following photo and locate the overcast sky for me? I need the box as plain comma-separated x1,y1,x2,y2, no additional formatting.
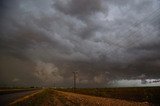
0,0,160,87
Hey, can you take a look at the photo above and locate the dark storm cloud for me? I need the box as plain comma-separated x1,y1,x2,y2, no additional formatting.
54,0,104,17
0,0,160,87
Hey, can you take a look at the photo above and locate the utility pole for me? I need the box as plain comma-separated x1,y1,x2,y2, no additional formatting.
53,81,55,89
73,71,77,91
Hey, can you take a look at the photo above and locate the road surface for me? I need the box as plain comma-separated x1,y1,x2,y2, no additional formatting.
0,90,39,106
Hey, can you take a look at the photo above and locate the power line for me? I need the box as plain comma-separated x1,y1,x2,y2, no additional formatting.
103,8,160,56
104,7,160,48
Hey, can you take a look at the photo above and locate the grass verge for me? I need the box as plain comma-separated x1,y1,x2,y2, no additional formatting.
9,89,50,106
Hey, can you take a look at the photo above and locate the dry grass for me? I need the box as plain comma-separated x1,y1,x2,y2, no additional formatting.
9,89,45,106
59,87,160,105
56,90,150,106
9,89,152,106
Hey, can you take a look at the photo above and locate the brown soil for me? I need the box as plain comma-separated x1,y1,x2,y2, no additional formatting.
10,89,151,106
54,90,150,106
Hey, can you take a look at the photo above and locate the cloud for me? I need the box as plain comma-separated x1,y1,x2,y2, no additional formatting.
0,0,160,87
79,79,89,84
111,79,160,87
12,78,20,82
34,61,63,83
94,74,106,84
54,0,105,17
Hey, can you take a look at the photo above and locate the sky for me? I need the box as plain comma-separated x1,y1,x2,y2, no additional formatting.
0,0,160,87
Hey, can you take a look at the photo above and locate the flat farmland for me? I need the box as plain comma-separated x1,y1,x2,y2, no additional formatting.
3,87,159,106
59,87,160,105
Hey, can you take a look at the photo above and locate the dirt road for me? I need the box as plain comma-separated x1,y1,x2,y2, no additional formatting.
0,90,39,106
10,89,150,106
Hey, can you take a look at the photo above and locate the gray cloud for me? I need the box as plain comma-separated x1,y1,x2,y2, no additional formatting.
54,0,105,17
0,0,160,87
34,61,63,84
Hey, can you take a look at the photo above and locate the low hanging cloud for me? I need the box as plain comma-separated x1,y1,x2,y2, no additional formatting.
94,74,106,84
111,79,160,87
34,61,63,83
0,0,160,87
12,78,20,82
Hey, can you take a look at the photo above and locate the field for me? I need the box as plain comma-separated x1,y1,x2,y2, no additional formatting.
5,87,160,106
9,89,150,106
59,87,160,105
